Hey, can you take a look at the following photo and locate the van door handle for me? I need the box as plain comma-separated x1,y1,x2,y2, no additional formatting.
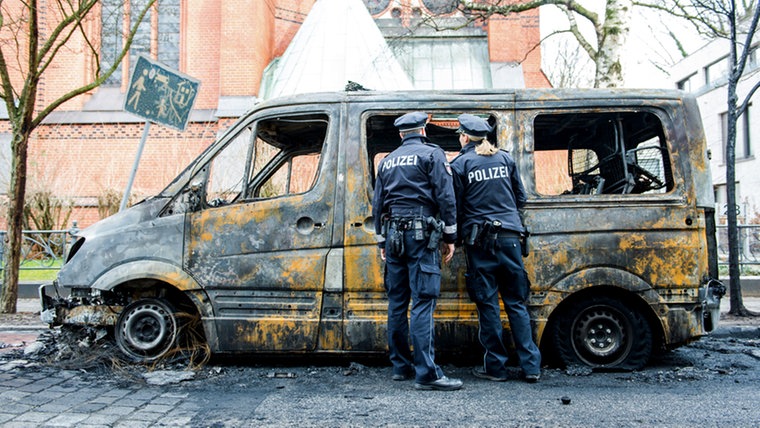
296,217,325,234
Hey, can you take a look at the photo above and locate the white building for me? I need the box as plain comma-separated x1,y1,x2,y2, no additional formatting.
670,34,760,222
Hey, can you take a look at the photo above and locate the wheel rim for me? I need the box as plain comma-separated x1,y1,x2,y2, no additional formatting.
117,299,177,361
570,304,632,367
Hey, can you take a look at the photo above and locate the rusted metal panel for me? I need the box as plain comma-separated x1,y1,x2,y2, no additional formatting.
39,89,719,368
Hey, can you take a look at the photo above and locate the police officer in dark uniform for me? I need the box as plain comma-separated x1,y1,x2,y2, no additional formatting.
450,113,541,383
372,111,462,391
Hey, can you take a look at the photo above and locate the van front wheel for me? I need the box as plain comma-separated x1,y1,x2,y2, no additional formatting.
553,297,651,370
116,298,179,362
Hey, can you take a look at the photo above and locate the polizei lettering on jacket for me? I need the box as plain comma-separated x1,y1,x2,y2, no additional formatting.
382,155,418,171
468,166,508,184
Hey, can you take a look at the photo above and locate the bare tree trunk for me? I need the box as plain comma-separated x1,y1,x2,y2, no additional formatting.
1,131,30,313
725,91,746,315
595,0,631,87
724,5,750,316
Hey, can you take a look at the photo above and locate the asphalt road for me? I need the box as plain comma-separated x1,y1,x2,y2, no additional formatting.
0,299,758,427
1,334,759,427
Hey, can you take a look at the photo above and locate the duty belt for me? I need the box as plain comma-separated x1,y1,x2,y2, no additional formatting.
390,217,423,231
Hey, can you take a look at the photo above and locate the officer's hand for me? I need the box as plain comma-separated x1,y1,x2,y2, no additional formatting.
442,243,455,264
380,248,386,261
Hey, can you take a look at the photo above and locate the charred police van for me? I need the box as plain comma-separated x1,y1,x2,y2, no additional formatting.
40,89,725,370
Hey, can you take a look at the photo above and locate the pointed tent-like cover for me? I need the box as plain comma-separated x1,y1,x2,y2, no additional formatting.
261,0,413,99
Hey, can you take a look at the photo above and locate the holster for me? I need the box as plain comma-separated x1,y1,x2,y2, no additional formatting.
389,227,404,257
482,220,501,254
425,216,444,250
521,230,530,257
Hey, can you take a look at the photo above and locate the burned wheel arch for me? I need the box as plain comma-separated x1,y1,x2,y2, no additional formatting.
543,267,664,341
541,273,664,370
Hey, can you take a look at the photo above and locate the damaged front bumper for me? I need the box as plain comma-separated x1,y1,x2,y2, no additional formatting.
39,282,121,327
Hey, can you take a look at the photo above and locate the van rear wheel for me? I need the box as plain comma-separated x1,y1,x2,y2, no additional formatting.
553,296,651,370
116,298,179,362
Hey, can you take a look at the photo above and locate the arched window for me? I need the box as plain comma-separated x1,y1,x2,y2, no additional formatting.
100,0,181,87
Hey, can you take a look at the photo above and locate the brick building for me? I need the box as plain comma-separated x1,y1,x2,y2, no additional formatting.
0,0,548,229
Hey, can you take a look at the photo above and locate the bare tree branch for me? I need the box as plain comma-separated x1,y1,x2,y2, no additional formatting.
562,5,598,58
733,2,760,78
737,79,760,118
32,0,157,129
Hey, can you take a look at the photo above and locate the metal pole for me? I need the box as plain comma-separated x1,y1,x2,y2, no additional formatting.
120,121,151,211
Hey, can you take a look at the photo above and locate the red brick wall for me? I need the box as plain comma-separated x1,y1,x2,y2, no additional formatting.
272,0,316,56
1,0,546,230
183,1,222,110
488,9,549,88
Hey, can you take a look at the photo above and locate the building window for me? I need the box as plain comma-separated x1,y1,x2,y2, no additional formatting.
0,133,11,195
421,0,458,15
676,73,697,92
704,56,728,86
100,0,180,87
364,0,391,15
720,106,753,161
742,104,752,158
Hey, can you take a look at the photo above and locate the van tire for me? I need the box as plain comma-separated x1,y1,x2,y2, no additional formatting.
552,296,652,370
116,298,179,362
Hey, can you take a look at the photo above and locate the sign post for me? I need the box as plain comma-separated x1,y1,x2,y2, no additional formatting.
121,55,200,211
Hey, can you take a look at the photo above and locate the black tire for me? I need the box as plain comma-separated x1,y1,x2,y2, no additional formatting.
115,298,179,362
552,296,652,370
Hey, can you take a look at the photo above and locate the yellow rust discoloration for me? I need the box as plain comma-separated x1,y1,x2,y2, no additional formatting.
61,305,121,326
45,90,717,366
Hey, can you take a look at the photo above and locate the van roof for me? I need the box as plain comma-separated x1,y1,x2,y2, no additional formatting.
251,88,689,111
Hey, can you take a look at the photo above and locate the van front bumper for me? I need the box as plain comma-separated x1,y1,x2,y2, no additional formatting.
39,282,120,327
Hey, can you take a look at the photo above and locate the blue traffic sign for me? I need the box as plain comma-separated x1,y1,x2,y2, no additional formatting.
124,55,200,131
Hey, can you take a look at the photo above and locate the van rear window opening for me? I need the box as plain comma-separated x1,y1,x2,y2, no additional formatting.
533,111,673,196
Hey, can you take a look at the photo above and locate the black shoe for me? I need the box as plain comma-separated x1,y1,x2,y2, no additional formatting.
471,367,508,382
414,376,463,391
524,373,540,383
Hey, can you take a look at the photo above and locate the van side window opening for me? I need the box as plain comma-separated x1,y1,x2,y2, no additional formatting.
206,127,252,206
203,116,330,206
364,112,493,184
243,114,328,200
533,111,674,196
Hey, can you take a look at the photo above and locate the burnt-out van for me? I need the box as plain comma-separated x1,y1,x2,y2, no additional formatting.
40,89,725,370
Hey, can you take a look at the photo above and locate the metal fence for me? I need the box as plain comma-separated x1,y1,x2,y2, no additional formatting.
716,223,760,270
0,222,80,286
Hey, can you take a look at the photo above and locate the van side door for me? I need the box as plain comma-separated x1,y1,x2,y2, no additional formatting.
183,109,338,352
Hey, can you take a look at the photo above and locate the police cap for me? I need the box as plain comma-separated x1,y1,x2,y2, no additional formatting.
394,111,428,132
457,114,492,138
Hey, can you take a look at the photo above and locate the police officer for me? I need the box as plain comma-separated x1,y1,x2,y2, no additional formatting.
372,111,462,391
450,113,541,383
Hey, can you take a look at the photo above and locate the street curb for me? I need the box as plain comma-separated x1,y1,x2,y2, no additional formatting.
0,325,48,332
710,325,760,339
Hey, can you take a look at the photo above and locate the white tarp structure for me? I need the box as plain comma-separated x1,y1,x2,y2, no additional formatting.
260,0,413,99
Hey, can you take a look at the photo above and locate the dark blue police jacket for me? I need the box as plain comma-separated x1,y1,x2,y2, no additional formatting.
372,133,457,242
451,142,526,235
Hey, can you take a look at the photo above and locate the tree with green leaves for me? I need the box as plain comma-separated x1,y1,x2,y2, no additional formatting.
0,0,156,313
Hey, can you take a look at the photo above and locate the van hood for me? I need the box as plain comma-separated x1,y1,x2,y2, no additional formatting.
76,196,171,239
